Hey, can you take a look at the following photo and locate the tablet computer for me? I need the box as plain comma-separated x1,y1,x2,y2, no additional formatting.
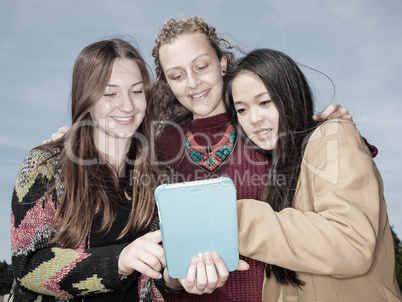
154,177,239,278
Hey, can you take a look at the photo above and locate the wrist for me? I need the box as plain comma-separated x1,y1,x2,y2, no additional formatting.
162,268,182,290
117,246,132,277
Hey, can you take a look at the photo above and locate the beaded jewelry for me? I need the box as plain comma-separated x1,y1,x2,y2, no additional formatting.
184,122,237,173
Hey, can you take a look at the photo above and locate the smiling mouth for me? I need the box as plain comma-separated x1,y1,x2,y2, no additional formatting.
256,129,271,135
191,89,209,100
112,116,133,122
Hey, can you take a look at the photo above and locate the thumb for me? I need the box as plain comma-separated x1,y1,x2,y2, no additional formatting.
148,230,163,243
236,259,249,271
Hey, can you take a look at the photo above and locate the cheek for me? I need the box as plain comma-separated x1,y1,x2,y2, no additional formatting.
270,106,280,126
138,98,147,113
238,116,252,135
237,114,244,127
211,71,224,87
91,101,113,118
166,79,182,96
89,106,102,122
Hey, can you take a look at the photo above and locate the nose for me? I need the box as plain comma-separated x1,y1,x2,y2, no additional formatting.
186,70,201,89
249,108,263,125
119,93,135,112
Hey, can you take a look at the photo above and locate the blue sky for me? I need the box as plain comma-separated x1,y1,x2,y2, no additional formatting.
1,0,401,263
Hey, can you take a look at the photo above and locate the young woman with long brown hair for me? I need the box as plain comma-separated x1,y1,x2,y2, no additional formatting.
10,38,169,301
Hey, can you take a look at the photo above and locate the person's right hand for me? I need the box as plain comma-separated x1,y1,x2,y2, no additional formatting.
165,251,249,295
313,103,354,124
41,126,70,145
118,230,166,280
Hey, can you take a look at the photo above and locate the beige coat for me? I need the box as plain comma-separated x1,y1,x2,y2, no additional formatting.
237,120,402,301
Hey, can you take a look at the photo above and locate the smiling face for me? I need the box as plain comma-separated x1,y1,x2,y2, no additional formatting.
89,58,146,146
231,70,280,150
158,32,227,120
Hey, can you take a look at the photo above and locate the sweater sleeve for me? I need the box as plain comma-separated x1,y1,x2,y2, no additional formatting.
11,149,136,299
362,136,378,158
237,121,382,277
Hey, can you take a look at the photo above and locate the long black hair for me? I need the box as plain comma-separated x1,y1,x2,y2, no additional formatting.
225,48,319,287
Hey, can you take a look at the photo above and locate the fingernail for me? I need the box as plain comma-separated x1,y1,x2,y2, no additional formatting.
197,254,204,265
204,252,212,264
212,252,219,259
212,251,219,260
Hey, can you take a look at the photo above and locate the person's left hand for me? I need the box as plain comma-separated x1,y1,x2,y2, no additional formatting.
313,103,354,124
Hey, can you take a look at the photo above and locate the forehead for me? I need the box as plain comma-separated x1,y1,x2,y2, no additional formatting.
109,58,142,81
233,71,265,92
232,70,270,104
158,32,217,68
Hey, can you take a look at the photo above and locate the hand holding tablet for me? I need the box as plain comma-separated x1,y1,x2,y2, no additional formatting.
154,177,240,279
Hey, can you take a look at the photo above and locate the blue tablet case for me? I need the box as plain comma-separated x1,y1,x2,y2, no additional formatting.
155,177,239,278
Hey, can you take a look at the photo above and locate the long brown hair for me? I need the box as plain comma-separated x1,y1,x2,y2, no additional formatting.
152,15,239,130
40,39,167,248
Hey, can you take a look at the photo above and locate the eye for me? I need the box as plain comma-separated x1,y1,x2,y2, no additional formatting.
197,65,207,71
260,100,271,106
132,90,144,95
169,71,185,81
236,108,246,115
103,93,116,97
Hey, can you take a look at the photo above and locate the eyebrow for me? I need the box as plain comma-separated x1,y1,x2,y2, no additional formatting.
233,91,269,105
165,53,210,73
106,81,143,88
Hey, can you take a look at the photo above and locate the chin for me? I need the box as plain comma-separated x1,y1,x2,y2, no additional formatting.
192,103,222,118
109,129,137,138
253,140,275,151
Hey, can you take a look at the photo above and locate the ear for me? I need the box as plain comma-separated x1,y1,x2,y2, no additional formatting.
220,55,228,76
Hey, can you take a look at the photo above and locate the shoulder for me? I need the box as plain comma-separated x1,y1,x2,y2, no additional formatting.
306,120,366,155
14,147,61,202
308,120,359,142
18,147,60,179
302,120,373,183
157,125,187,161
159,124,187,141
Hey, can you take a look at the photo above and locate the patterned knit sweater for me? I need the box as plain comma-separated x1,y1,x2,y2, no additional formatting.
156,113,270,302
9,148,139,301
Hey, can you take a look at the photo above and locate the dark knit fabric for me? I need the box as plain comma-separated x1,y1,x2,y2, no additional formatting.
85,200,142,302
157,113,269,301
362,137,379,158
10,148,139,301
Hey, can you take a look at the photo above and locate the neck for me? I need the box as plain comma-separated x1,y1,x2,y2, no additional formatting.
94,130,131,171
192,100,227,120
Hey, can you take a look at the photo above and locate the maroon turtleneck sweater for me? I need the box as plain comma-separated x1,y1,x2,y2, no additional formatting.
157,113,270,302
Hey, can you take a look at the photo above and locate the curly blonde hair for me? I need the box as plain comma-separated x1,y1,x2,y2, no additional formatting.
152,15,238,129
